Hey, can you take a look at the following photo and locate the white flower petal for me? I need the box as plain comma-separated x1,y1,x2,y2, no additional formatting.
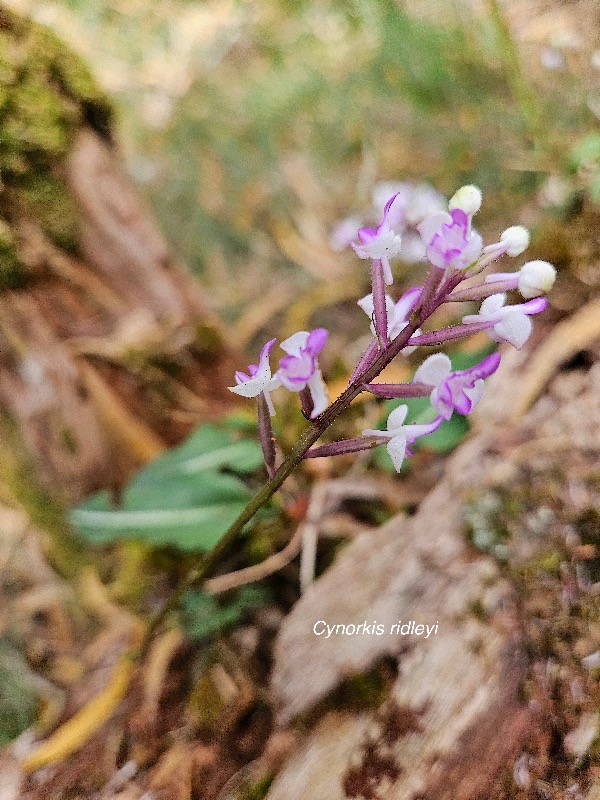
417,211,450,245
307,371,329,418
280,331,309,356
463,379,485,409
357,294,375,318
500,226,530,256
386,404,409,432
449,185,482,215
493,311,532,349
228,378,267,398
518,260,556,298
480,293,507,314
413,353,452,387
386,434,408,472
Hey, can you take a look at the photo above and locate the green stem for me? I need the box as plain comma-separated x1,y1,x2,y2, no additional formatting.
487,0,540,151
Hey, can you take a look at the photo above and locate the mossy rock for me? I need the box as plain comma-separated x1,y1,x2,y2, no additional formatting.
0,5,114,283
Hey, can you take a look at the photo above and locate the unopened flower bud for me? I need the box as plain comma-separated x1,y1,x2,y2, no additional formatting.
500,226,530,256
518,260,556,298
449,185,482,215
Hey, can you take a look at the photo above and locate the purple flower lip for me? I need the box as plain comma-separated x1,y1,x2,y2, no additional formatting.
278,354,314,386
418,207,483,271
276,328,330,418
413,351,501,420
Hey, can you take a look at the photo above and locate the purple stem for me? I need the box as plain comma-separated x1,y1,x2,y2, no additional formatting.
305,436,383,459
365,382,432,399
415,266,444,317
257,393,276,478
299,386,314,420
349,338,380,384
371,259,389,348
447,280,516,303
407,320,494,347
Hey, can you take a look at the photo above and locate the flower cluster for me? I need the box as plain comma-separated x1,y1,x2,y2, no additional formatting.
331,180,446,263
229,329,328,420
230,183,556,475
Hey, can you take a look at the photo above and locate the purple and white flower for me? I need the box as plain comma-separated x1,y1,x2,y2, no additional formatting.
462,293,547,349
277,328,329,418
357,286,422,352
363,404,442,472
413,352,501,420
418,207,483,272
229,338,281,416
352,193,404,284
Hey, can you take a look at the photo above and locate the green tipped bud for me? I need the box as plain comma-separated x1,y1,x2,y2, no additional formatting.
449,185,482,215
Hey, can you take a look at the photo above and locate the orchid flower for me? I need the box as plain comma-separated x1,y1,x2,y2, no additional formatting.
352,193,403,284
228,338,281,416
413,352,501,420
418,207,483,272
417,185,484,272
462,293,548,349
485,260,556,299
357,286,422,353
276,328,329,418
363,404,442,472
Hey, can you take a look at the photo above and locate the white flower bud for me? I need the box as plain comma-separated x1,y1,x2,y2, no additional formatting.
518,260,556,298
500,226,530,256
449,185,482,215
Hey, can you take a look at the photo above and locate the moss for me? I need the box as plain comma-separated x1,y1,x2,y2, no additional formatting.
19,173,78,251
239,774,274,800
0,414,90,578
0,216,25,288
0,5,114,285
194,323,225,356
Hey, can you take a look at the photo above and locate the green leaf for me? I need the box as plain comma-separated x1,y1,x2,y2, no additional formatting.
446,343,496,371
69,424,264,551
180,586,271,640
132,424,263,487
423,413,470,453
70,494,249,551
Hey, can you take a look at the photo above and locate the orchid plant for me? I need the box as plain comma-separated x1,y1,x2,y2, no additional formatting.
172,183,555,604
128,180,557,661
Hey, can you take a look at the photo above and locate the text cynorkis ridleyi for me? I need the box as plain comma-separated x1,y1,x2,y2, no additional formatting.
313,620,439,639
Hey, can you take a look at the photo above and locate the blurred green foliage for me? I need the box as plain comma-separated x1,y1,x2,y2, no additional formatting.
0,639,37,745
12,0,598,323
70,424,264,550
180,584,271,640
